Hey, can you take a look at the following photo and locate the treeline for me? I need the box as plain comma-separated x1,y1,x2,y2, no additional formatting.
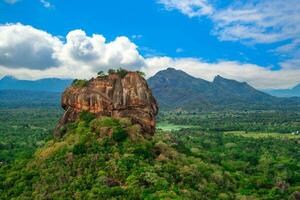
0,109,61,163
159,111,300,133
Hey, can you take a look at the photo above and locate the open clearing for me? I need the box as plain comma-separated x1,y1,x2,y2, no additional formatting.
156,123,199,131
225,131,300,139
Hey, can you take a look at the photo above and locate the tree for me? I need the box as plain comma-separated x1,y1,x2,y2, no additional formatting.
116,68,128,78
97,71,106,77
108,69,116,74
136,71,146,77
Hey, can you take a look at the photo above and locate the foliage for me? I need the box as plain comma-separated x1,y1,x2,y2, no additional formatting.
136,71,146,77
72,79,89,87
107,68,128,78
112,127,127,142
158,110,300,133
0,90,60,108
79,111,95,124
107,69,116,74
0,108,60,163
1,113,300,199
1,108,300,199
116,68,128,78
97,71,106,78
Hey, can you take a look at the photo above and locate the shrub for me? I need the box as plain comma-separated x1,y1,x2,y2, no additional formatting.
108,69,116,74
97,71,106,77
112,127,128,142
172,140,191,155
90,117,120,129
133,147,153,159
136,71,146,77
116,68,128,78
72,79,89,87
79,111,95,123
107,68,128,78
73,144,86,155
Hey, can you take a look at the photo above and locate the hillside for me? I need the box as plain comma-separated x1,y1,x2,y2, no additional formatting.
0,76,72,92
2,113,300,199
265,84,300,97
148,68,300,111
0,90,60,108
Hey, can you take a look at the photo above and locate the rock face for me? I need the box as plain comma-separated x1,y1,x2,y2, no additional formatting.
54,72,158,137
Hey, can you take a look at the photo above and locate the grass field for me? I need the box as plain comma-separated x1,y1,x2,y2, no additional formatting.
156,123,199,131
225,131,300,139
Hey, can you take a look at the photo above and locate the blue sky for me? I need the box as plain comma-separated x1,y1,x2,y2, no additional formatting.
0,0,300,89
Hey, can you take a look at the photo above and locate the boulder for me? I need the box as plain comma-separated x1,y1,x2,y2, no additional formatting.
54,71,158,137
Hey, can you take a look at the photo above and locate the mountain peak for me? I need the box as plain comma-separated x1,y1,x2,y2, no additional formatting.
213,75,249,86
154,68,202,81
0,75,17,81
213,75,225,82
293,83,300,90
166,67,176,71
148,68,279,111
214,75,234,83
158,68,187,75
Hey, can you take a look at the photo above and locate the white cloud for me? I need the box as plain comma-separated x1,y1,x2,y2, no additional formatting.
0,23,144,79
0,23,62,69
58,30,145,72
158,0,300,44
40,0,52,8
157,0,300,75
211,0,300,44
0,23,300,89
157,0,213,17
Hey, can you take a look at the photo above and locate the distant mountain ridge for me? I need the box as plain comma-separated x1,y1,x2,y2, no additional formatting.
1,70,300,111
148,68,300,111
0,76,72,92
265,84,300,97
0,89,60,108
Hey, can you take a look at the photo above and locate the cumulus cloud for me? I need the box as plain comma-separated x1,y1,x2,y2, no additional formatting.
58,29,145,72
0,24,144,79
1,23,300,89
0,23,62,69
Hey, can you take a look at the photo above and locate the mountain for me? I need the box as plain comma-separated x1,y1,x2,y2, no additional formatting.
147,68,214,110
148,68,300,111
2,70,300,111
265,84,300,97
0,76,72,92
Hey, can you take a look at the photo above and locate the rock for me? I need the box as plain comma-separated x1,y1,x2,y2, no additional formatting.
54,71,158,137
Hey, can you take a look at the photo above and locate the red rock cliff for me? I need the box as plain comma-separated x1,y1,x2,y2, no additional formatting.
54,72,158,137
